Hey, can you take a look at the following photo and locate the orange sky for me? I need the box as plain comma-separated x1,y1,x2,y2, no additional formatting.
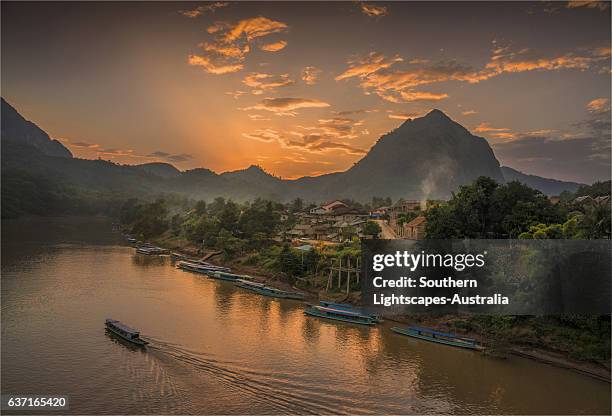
1,1,610,182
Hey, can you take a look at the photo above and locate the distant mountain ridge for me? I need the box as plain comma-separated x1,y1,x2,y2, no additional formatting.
1,98,72,158
1,98,585,213
500,166,583,195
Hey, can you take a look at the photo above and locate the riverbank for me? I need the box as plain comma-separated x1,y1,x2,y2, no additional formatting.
141,234,611,383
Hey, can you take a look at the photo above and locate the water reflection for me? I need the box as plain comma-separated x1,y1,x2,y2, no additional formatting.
1,217,610,415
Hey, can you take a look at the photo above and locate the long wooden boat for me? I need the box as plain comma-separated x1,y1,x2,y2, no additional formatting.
105,319,148,346
209,271,243,281
304,305,377,325
234,279,304,299
136,246,168,255
177,261,231,274
319,300,383,323
391,326,482,350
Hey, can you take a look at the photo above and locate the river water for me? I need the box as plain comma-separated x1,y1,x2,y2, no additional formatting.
2,217,610,414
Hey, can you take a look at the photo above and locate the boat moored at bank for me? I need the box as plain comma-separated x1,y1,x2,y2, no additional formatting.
319,300,383,322
136,245,168,255
304,305,378,325
105,319,148,346
234,279,304,299
177,261,231,274
391,326,482,350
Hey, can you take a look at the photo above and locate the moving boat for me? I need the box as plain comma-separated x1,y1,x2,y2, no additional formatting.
391,326,482,350
319,300,383,323
304,305,378,325
234,279,305,300
105,319,148,346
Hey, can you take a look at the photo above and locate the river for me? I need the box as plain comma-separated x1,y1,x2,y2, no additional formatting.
1,217,610,414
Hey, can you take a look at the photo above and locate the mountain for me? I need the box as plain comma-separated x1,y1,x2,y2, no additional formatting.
135,162,181,178
1,98,72,158
0,98,591,217
501,166,583,195
290,109,505,201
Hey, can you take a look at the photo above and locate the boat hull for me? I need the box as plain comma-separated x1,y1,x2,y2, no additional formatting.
304,308,376,325
105,323,148,346
391,327,481,350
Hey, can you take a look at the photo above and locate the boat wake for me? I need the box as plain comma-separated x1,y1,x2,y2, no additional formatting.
143,337,373,414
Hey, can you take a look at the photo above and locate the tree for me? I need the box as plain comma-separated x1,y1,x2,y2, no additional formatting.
290,197,304,212
362,220,382,238
425,177,563,239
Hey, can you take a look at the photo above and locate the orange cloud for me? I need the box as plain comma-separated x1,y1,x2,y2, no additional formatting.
474,122,511,133
400,90,448,102
188,54,243,74
302,66,322,85
259,40,287,52
462,110,478,116
587,97,610,113
200,42,249,59
360,2,388,17
242,97,331,116
387,112,424,120
242,129,282,142
335,52,403,81
566,0,610,10
242,72,294,92
218,16,288,43
179,2,229,18
190,16,289,75
337,45,611,102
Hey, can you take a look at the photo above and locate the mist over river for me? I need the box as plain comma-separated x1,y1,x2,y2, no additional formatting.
2,217,610,414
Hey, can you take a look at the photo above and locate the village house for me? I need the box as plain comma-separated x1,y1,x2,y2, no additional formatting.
309,200,348,215
401,216,427,240
369,206,390,219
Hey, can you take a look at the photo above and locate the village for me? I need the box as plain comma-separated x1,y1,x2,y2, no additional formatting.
284,198,441,245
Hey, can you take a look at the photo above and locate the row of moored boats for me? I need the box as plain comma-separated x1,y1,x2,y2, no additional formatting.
124,236,481,351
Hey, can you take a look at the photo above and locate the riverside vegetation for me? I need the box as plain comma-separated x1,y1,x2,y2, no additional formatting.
117,177,611,370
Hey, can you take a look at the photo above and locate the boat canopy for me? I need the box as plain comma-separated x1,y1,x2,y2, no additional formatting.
409,326,475,342
106,319,139,335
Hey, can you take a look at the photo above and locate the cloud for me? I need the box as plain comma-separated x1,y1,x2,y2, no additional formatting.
259,40,287,52
214,16,288,43
189,16,288,75
302,66,322,85
188,54,243,74
462,110,478,116
336,45,611,102
284,133,367,155
147,151,193,163
70,141,100,148
335,108,377,116
566,0,610,10
335,52,403,81
200,42,250,59
242,128,283,142
242,97,330,116
226,90,247,99
387,112,425,120
242,72,294,92
400,90,449,102
587,97,610,113
474,122,511,133
247,114,271,121
360,2,389,17
242,115,368,156
179,2,229,18
473,122,516,139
